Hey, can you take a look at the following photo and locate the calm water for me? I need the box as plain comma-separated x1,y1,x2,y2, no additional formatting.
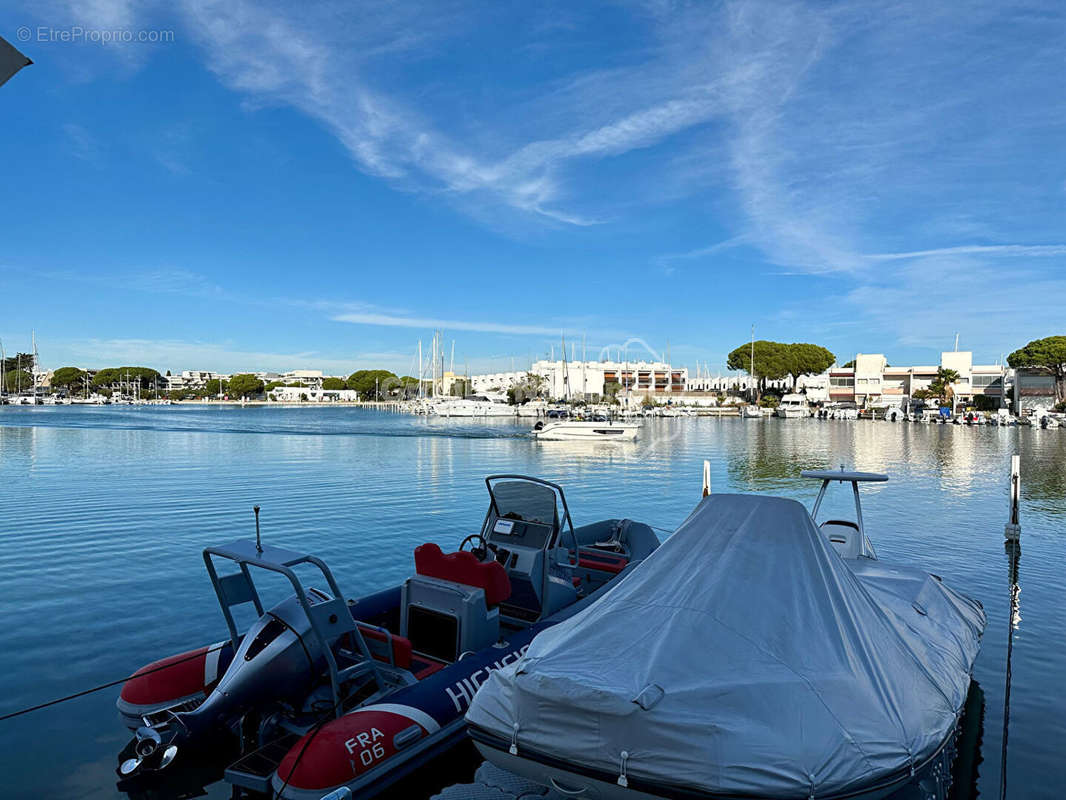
1,406,1063,799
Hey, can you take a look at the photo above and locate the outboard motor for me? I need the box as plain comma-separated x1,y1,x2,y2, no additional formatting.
120,593,329,776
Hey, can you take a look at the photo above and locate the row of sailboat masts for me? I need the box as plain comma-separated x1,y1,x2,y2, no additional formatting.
416,331,457,400
0,331,40,399
557,334,592,404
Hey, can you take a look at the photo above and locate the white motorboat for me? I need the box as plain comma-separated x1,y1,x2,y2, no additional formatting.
774,393,809,418
741,404,762,418
431,397,516,417
532,420,640,441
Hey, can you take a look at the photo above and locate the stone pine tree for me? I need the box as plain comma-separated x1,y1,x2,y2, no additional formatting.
726,341,835,401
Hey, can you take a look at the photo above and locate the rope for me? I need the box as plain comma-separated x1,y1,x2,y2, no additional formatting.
0,642,227,723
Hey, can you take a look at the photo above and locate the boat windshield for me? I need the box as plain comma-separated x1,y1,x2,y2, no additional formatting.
490,480,557,525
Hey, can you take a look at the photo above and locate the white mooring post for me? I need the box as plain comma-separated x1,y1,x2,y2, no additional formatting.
1005,454,1021,541
702,460,711,497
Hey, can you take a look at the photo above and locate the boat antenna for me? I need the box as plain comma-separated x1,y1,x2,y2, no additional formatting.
253,505,262,553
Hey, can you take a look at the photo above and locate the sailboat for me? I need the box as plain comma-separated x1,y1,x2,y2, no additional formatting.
742,325,761,418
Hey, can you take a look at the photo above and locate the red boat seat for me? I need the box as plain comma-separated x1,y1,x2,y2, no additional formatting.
414,543,511,607
356,623,412,670
576,548,629,575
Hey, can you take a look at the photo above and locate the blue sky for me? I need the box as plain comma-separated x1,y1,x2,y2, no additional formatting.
3,0,1065,376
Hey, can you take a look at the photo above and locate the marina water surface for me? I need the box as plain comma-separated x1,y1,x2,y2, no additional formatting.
0,406,1063,799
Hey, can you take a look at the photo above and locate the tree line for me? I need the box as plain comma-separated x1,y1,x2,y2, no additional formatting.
167,370,427,401
49,366,164,397
722,335,1066,408
22,335,1066,406
725,341,835,401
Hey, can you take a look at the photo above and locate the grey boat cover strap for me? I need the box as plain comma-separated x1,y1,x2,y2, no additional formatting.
467,494,985,799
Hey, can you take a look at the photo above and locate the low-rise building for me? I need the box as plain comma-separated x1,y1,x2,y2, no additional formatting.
280,370,326,388
1013,368,1059,412
470,359,688,401
166,370,230,391
823,352,1008,409
269,386,359,403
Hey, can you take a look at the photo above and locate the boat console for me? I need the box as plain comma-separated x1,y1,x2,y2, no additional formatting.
479,475,581,623
400,475,581,666
802,468,888,559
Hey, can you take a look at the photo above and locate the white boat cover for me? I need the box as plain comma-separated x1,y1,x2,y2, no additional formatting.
467,494,986,799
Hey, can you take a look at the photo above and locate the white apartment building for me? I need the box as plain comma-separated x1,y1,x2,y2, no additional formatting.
280,370,326,388
470,359,688,401
269,386,359,403
163,369,344,393
165,370,230,391
828,352,1007,408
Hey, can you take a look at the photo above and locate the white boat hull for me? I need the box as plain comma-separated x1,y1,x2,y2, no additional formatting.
431,400,516,417
533,421,639,441
775,407,807,418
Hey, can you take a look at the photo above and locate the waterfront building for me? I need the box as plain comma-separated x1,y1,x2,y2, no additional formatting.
827,352,1008,409
1012,367,1059,412
268,386,359,402
280,370,326,388
470,359,688,401
166,370,230,392
796,372,830,403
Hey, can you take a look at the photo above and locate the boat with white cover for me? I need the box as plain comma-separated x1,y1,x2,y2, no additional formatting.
531,419,640,441
467,469,986,800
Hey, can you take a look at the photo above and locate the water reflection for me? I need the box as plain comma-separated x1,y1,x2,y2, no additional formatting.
949,682,986,800
726,422,831,489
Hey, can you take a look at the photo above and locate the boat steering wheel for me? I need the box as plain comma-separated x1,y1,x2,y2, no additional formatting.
459,533,493,561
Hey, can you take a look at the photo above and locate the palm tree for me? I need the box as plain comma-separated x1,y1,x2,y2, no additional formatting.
929,368,960,409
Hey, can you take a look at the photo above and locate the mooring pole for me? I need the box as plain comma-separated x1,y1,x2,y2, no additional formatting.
1005,455,1020,541
1000,454,1021,800
254,505,262,554
702,460,711,497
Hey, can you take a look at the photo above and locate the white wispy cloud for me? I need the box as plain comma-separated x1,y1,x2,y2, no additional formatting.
653,236,749,274
166,0,835,228
62,122,102,162
331,311,568,337
867,244,1066,261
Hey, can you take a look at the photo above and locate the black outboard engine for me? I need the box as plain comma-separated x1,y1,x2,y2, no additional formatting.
119,593,329,777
